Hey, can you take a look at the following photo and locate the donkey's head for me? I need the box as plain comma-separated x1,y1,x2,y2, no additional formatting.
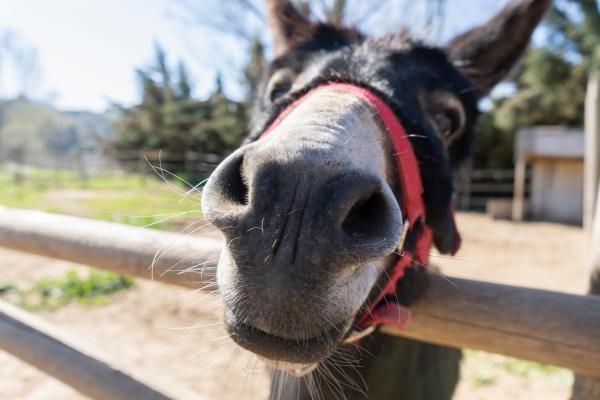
202,0,550,373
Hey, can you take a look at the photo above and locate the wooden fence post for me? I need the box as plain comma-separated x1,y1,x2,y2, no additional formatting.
137,151,147,187
571,185,600,399
571,73,600,400
589,186,600,283
512,156,527,221
457,161,472,211
584,73,600,231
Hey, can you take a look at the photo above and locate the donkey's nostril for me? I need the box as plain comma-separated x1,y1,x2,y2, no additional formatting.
340,184,402,257
217,153,249,206
342,190,388,239
201,150,250,229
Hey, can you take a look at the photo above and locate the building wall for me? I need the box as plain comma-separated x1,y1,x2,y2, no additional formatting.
530,158,584,225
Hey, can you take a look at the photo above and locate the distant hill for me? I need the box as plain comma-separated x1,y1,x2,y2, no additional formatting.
0,97,116,161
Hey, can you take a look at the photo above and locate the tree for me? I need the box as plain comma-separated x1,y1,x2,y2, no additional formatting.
493,47,587,131
243,37,266,101
0,31,42,99
545,0,600,69
112,45,246,163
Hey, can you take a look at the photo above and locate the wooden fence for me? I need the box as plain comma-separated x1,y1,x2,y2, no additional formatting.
1,147,517,214
455,167,525,211
0,150,226,189
0,209,218,400
0,206,599,394
1,76,600,400
0,300,203,400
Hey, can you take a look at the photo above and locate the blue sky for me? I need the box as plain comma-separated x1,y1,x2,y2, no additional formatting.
0,0,514,112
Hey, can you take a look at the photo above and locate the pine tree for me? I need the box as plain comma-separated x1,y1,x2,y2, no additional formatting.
112,45,246,167
243,37,265,101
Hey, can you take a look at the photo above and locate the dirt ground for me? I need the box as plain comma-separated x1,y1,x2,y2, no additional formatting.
0,212,590,400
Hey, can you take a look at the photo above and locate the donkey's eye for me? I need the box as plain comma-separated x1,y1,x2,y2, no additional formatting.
433,110,460,139
266,69,295,103
422,90,466,144
269,82,292,102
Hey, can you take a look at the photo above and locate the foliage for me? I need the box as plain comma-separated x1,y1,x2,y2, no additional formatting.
545,0,600,69
494,48,588,131
0,270,134,310
462,350,573,388
111,45,247,160
472,109,516,169
243,37,266,101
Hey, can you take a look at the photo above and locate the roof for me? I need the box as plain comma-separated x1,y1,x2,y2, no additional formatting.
516,126,584,160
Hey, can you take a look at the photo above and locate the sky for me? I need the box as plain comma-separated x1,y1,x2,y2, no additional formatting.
0,0,516,112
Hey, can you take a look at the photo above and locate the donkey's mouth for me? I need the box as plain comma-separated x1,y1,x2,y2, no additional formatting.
225,313,349,364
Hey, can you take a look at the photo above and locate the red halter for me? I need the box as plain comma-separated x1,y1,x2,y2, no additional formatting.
259,82,447,337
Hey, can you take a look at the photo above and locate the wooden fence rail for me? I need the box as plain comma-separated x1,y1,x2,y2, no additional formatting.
0,206,220,289
382,275,600,377
0,207,599,378
0,300,204,400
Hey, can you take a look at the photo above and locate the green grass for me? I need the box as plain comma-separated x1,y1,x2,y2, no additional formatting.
0,167,203,229
0,167,205,311
463,349,573,387
0,270,134,310
84,193,201,228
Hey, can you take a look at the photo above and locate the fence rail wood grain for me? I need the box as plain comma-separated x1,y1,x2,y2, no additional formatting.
382,275,600,378
0,206,220,289
0,300,204,400
1,207,599,378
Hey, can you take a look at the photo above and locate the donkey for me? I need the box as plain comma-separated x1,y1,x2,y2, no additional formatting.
201,0,551,399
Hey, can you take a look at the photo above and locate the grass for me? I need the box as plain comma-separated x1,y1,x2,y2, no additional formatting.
0,270,134,310
0,167,203,229
462,349,573,388
84,193,201,228
0,167,204,310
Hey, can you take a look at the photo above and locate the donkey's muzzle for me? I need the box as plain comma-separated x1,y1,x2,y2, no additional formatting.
201,143,403,360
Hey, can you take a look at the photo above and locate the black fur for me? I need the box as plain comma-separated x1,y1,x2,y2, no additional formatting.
250,33,477,256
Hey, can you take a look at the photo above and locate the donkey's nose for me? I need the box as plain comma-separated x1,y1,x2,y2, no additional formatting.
201,149,249,230
202,146,403,263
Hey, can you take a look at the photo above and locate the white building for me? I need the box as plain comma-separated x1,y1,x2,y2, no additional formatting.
513,126,585,225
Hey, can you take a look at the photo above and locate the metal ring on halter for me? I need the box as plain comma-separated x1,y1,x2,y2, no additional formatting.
396,218,410,256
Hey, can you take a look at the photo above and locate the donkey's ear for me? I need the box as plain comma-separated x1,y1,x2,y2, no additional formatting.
445,0,552,96
267,0,313,56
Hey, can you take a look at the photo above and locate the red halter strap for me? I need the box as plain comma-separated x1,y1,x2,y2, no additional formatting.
259,82,436,335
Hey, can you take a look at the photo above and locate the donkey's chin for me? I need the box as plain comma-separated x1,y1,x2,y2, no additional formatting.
224,308,353,366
